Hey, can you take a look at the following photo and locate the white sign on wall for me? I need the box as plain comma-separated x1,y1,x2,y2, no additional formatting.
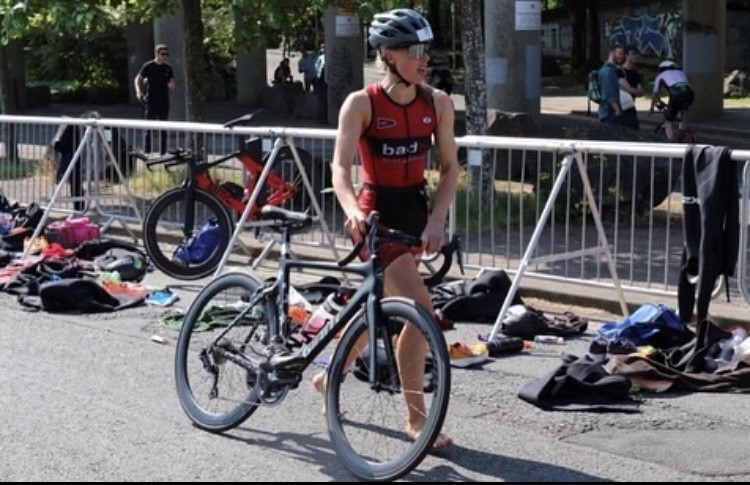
335,15,359,37
515,1,541,31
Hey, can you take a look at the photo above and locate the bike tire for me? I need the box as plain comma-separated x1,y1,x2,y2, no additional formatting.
174,272,266,432
326,297,451,481
143,187,234,280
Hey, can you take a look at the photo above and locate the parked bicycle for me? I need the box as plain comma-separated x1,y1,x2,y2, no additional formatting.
134,115,326,280
174,208,451,481
653,99,696,144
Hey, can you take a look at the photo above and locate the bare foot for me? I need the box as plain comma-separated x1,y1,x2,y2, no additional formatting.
406,424,453,453
312,371,327,415
312,371,327,394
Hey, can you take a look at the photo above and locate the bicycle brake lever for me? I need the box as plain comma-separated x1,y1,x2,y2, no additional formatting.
224,109,267,128
224,114,254,128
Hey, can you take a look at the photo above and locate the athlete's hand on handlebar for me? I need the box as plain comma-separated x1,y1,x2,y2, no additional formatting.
345,209,368,244
420,219,445,255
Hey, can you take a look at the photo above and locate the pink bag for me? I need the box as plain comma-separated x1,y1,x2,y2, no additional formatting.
45,217,101,248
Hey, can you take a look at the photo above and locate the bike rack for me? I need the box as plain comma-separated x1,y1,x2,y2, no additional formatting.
20,123,142,260
486,151,629,343
739,160,750,304
212,136,343,277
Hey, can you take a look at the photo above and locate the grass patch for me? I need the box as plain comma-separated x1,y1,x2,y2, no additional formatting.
128,165,245,195
0,159,41,179
725,97,750,109
450,180,539,229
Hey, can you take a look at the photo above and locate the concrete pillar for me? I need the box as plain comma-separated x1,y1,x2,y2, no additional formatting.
154,9,186,120
683,0,725,120
322,6,364,126
236,49,268,105
484,0,541,119
4,40,26,110
234,8,267,106
125,22,154,105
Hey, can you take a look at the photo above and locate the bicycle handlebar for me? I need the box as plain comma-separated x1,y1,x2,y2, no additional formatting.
336,213,459,281
224,110,266,128
422,235,464,288
131,148,194,171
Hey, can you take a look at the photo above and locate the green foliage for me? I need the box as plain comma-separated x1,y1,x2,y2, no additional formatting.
453,183,538,229
26,29,127,90
0,158,38,179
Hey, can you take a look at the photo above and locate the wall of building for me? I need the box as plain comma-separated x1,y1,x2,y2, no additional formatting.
542,3,748,72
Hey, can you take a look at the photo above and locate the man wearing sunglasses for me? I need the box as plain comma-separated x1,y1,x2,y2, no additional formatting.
134,44,175,153
315,8,459,452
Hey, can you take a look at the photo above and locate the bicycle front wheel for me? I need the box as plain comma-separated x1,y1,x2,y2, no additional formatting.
143,187,234,280
175,272,268,432
326,297,451,481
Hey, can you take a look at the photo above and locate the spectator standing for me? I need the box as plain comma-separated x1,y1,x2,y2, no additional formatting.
134,44,175,153
298,50,318,93
52,120,84,212
428,56,454,95
314,44,326,92
617,45,645,129
597,44,626,126
273,57,293,84
314,44,327,121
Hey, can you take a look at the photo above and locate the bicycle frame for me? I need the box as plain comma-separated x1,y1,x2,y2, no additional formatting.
245,214,396,391
653,100,693,143
188,142,298,218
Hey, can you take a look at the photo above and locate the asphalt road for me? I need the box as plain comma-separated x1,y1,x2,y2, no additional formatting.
2,248,749,482
3,49,750,482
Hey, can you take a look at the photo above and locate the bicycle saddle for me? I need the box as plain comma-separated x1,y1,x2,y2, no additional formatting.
260,205,312,231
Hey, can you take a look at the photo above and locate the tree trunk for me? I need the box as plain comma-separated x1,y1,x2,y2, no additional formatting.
180,0,206,123
458,0,493,202
428,0,443,48
568,0,588,74
586,3,601,70
0,46,18,162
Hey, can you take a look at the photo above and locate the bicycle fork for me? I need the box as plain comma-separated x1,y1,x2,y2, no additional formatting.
365,282,401,393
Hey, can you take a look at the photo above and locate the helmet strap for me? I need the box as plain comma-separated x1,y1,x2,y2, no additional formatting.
383,56,411,87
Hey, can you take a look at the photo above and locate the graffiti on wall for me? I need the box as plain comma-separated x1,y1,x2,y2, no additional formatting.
608,7,682,60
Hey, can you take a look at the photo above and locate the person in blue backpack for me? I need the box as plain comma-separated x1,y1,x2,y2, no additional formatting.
597,44,626,126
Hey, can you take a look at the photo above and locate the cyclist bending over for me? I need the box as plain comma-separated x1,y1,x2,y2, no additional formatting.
314,8,459,451
650,59,694,141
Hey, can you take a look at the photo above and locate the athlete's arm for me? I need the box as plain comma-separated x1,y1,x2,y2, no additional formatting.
331,90,370,243
423,87,459,254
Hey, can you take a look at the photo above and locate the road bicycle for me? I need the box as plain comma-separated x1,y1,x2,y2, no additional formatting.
653,99,696,144
174,208,451,481
135,115,326,280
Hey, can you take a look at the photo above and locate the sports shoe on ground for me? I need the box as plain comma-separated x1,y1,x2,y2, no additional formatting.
448,342,490,368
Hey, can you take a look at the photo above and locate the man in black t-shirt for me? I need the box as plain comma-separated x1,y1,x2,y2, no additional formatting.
616,45,645,130
134,44,175,153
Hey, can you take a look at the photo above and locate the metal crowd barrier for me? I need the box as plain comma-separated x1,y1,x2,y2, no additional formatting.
0,114,747,306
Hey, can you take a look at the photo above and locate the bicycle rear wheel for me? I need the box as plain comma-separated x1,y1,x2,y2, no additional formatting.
175,272,267,432
143,187,234,280
326,297,451,481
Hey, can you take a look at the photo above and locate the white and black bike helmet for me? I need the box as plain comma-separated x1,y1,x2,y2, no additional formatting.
658,59,677,71
368,9,433,49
